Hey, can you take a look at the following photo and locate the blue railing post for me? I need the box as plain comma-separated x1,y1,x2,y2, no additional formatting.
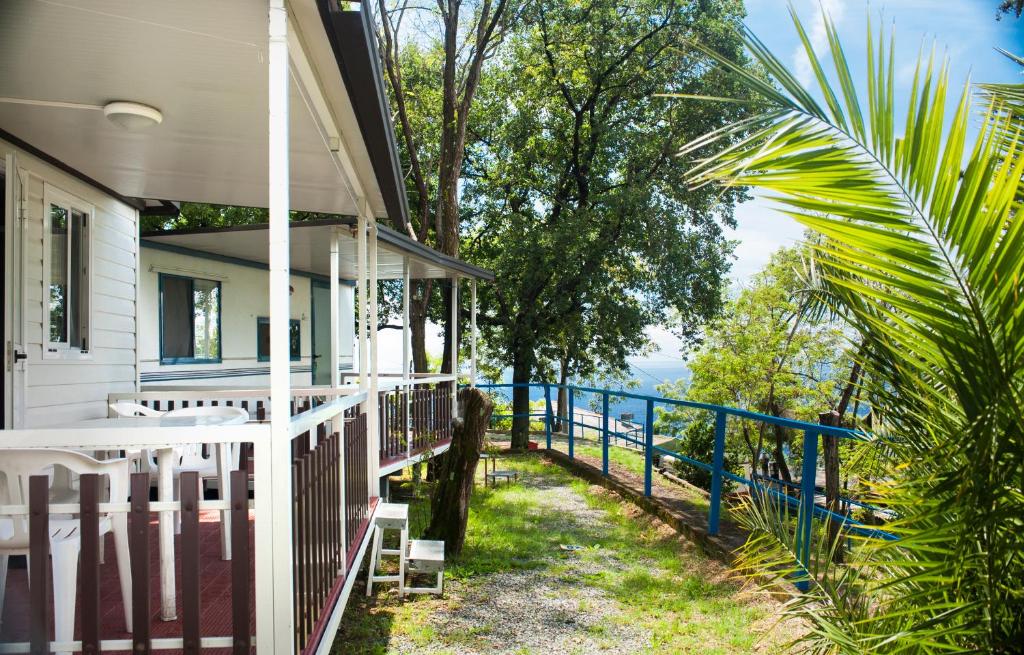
796,429,819,592
708,411,727,535
644,399,654,497
544,383,552,450
567,386,574,459
601,391,610,476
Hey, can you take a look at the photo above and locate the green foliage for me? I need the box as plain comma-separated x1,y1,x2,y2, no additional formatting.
656,245,851,480
674,416,738,491
683,8,1024,652
463,0,760,445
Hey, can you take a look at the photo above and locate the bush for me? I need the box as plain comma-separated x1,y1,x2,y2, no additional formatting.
670,418,738,492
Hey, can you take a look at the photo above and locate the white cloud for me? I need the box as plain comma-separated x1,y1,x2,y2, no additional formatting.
792,0,846,87
729,195,805,284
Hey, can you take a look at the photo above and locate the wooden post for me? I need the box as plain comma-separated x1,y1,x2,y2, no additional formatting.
819,410,844,564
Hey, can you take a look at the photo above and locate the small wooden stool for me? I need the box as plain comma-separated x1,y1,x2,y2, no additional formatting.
404,539,445,595
366,503,409,597
485,470,519,488
480,452,499,475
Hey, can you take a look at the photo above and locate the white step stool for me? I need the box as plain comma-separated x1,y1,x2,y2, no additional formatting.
366,503,409,597
404,539,445,595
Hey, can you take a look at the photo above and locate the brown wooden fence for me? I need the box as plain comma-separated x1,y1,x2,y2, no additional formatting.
289,404,371,654
379,384,454,464
17,470,252,654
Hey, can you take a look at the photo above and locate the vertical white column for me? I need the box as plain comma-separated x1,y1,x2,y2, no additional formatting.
470,279,477,388
329,229,340,390
356,216,367,392
450,277,459,417
368,214,380,496
330,227,344,555
264,0,291,651
402,258,411,458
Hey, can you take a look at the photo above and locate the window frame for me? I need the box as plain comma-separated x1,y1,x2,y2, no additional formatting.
42,183,93,360
256,316,301,362
158,272,223,365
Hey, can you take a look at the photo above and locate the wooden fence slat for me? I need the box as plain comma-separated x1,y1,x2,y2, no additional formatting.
293,458,304,653
28,475,49,655
130,472,151,654
230,469,252,654
80,473,102,653
181,471,201,655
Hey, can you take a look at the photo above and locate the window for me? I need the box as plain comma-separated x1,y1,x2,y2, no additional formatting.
159,274,221,364
44,186,91,357
257,317,300,362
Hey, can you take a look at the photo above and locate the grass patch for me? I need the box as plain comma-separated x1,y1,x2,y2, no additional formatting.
571,441,712,512
337,454,789,654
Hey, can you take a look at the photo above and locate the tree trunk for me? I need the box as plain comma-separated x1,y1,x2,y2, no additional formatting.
819,410,844,564
440,279,453,375
424,387,493,557
410,283,430,374
555,352,568,433
510,348,532,450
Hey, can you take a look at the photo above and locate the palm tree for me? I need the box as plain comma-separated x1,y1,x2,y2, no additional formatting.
676,9,1024,653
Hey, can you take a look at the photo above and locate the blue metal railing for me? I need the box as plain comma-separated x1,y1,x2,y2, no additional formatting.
474,381,896,591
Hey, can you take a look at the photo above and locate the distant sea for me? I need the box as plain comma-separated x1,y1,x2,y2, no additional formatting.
497,360,690,422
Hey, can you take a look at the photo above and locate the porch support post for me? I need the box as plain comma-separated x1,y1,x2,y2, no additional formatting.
356,215,368,393
403,258,411,459
470,280,477,388
368,211,380,496
450,277,459,417
329,229,340,390
264,0,292,651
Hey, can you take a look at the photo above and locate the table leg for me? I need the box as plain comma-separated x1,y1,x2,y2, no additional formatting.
157,447,177,621
217,443,232,561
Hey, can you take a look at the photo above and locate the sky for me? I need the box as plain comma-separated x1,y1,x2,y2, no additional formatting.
373,0,1024,371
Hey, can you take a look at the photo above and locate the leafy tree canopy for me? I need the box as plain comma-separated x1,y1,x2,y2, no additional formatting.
462,0,759,445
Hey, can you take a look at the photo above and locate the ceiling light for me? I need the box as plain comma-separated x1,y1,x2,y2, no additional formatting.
103,101,162,130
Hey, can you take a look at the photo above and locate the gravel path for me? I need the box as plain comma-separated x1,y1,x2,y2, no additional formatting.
339,461,792,655
384,477,652,655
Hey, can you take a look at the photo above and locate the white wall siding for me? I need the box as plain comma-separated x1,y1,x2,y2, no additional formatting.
2,138,140,427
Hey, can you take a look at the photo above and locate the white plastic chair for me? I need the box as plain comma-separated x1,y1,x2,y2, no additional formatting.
0,450,132,652
163,405,249,560
109,401,165,418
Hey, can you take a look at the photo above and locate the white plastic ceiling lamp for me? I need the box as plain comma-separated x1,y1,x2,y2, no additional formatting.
103,101,163,130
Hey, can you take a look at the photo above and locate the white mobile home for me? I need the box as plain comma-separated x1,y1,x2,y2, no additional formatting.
138,234,357,389
0,1,491,652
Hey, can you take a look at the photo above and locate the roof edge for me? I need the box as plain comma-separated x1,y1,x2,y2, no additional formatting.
316,1,411,231
141,218,495,282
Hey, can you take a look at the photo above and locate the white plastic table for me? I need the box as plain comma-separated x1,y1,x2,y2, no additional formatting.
71,413,248,620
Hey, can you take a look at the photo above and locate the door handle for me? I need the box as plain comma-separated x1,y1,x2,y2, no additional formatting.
14,350,27,362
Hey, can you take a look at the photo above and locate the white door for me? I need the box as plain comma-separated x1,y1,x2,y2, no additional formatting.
3,154,26,428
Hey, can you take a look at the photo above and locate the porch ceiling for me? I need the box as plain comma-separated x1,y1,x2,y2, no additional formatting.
141,219,495,281
0,0,389,219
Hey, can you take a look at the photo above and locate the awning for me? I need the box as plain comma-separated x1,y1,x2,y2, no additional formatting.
142,218,495,281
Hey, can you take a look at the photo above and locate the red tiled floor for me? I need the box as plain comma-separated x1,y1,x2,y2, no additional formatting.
0,510,254,654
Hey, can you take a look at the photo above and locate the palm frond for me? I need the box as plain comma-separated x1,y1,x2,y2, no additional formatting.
680,6,1024,652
